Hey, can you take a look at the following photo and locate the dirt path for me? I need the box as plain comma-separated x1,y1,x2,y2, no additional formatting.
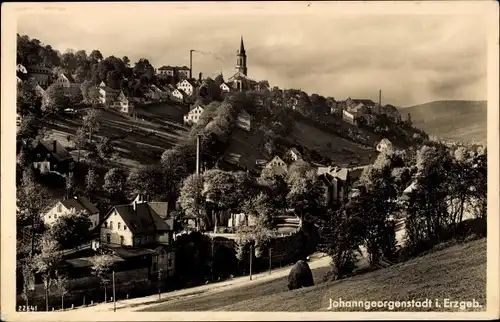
71,254,331,313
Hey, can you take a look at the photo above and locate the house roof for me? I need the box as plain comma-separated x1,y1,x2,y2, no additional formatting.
38,140,73,162
349,98,376,106
107,202,171,235
379,138,392,145
290,148,301,155
65,254,124,268
60,73,75,83
176,66,190,71
59,196,99,215
158,66,175,70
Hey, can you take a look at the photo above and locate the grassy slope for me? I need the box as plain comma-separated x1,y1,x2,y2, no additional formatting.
44,102,189,168
143,238,486,312
401,100,487,144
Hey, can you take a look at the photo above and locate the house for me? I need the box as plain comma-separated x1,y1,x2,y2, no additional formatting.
54,73,81,98
236,109,252,131
176,79,196,96
157,66,176,78
17,76,23,84
33,84,46,98
171,88,187,102
346,98,376,110
97,194,176,275
111,90,132,114
16,113,22,132
99,194,173,247
317,165,366,206
98,81,120,106
17,64,28,74
264,156,288,176
342,110,357,125
288,148,302,161
150,85,169,101
26,65,52,87
228,213,257,228
220,83,232,93
32,139,74,174
43,196,100,230
377,138,393,152
176,66,191,80
183,105,205,125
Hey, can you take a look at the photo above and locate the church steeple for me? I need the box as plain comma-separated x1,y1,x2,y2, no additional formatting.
239,36,246,55
236,36,247,76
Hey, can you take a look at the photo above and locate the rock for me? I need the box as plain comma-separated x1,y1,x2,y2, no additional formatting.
287,259,314,291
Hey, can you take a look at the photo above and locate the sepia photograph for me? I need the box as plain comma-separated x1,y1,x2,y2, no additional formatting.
1,1,499,320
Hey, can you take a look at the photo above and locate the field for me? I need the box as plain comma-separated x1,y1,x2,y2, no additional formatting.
401,100,487,144
142,238,486,312
43,102,189,168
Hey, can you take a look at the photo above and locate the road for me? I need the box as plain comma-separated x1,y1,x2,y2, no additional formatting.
72,253,332,313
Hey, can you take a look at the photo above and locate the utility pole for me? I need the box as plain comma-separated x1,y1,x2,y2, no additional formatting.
112,271,116,312
249,244,253,281
158,268,162,300
269,248,272,275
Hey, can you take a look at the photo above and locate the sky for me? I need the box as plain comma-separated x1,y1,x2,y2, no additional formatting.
15,2,489,107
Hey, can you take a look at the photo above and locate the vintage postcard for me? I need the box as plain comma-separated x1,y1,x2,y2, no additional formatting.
1,1,499,321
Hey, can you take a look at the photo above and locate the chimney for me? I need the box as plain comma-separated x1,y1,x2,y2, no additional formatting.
53,140,57,153
199,72,202,82
189,50,194,79
196,135,201,175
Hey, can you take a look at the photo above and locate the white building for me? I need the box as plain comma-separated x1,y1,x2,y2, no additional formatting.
42,196,100,230
183,105,205,125
176,79,196,96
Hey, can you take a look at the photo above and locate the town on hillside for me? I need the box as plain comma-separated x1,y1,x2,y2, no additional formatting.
15,32,488,313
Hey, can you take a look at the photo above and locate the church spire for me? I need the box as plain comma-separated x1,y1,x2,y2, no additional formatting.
236,36,247,76
239,36,246,55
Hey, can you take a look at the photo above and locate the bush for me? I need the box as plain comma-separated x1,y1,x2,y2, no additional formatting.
287,260,314,290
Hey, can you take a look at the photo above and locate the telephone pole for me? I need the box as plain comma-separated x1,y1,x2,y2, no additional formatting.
249,244,253,281
158,268,162,300
269,248,272,275
112,271,116,312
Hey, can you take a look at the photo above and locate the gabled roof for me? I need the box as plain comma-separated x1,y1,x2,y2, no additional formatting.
37,140,73,162
178,79,196,87
189,104,205,112
105,202,171,235
290,147,301,155
348,98,376,107
60,73,75,83
158,65,175,70
56,196,99,215
176,66,190,71
378,138,393,145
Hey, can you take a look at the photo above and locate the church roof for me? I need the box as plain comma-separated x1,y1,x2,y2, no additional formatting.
239,36,246,55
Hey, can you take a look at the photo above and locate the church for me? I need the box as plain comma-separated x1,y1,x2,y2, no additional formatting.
227,37,256,92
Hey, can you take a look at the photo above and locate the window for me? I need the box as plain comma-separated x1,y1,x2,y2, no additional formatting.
48,215,51,219
57,204,62,212
106,234,111,243
153,262,158,271
104,222,108,228
118,222,121,230
110,221,114,229
168,258,172,267
120,236,124,245
54,214,58,219
124,225,127,231
135,236,141,245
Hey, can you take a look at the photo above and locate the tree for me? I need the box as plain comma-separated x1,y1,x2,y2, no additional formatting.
96,137,114,161
48,210,92,250
17,82,42,116
103,168,127,201
286,161,325,225
85,168,99,196
179,174,207,229
73,127,87,162
33,234,62,311
259,167,289,213
20,257,35,307
82,109,102,143
54,270,68,310
17,169,50,256
65,172,75,199
89,253,115,302
122,56,130,67
126,164,165,199
241,192,275,229
87,86,101,105
89,50,103,63
41,85,69,115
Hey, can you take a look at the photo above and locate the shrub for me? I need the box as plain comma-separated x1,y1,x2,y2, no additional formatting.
287,260,314,291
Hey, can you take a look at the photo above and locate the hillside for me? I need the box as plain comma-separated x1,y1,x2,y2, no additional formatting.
401,100,487,144
142,238,486,312
43,102,190,168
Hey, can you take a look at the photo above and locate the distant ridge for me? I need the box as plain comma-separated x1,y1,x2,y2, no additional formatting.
400,100,487,144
